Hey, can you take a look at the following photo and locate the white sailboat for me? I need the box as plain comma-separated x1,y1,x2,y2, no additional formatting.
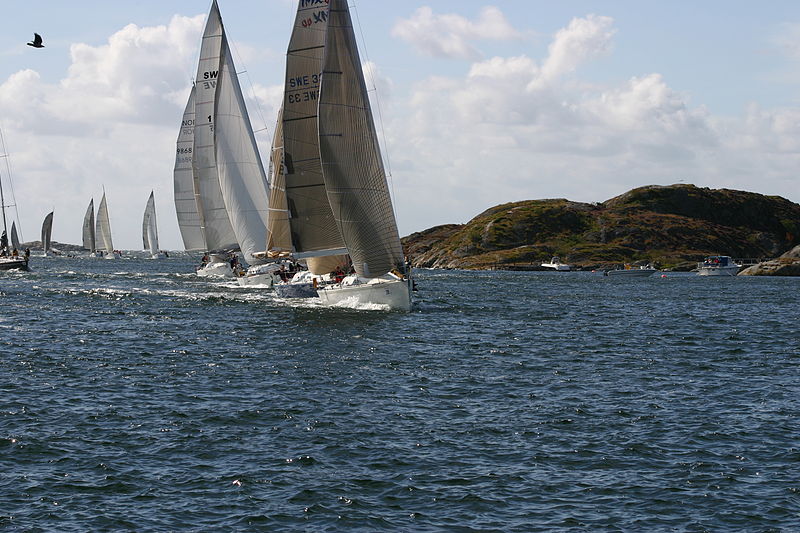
174,0,269,279
41,211,54,256
277,0,412,310
0,139,28,270
82,198,100,257
96,192,120,259
142,191,166,259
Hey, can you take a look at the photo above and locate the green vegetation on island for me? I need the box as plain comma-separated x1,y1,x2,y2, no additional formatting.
402,184,800,270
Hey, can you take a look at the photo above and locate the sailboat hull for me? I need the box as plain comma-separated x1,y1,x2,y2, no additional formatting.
317,276,412,311
0,257,29,271
197,261,234,278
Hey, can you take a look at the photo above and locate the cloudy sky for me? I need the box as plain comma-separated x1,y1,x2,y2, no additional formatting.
1,0,800,250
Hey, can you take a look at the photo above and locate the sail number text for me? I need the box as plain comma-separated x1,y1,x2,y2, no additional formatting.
200,70,218,90
300,8,328,28
288,72,320,104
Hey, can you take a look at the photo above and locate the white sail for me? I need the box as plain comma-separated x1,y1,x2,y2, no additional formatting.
82,199,96,251
142,191,159,255
282,0,346,266
95,193,114,254
318,0,404,278
267,108,292,253
10,221,20,250
212,4,270,265
174,86,206,253
192,0,239,254
41,211,53,252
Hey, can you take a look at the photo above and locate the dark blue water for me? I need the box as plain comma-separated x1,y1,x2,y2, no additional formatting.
1,256,799,531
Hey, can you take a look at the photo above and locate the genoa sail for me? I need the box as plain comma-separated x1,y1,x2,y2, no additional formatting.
282,0,346,264
174,86,206,253
318,0,404,278
95,193,114,254
142,191,159,255
82,199,96,252
41,211,53,253
10,221,20,250
267,108,292,254
212,3,271,265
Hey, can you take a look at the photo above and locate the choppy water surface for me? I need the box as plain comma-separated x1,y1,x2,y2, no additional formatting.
1,255,799,531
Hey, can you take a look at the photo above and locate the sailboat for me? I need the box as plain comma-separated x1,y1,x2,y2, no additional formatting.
0,137,28,270
41,211,54,256
96,192,120,259
275,0,412,310
142,191,166,259
173,0,270,279
82,198,100,257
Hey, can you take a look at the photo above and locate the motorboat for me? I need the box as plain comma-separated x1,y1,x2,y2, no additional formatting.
541,256,571,271
697,255,741,276
605,264,657,277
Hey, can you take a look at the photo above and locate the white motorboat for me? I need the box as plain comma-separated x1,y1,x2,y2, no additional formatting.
697,255,741,276
541,256,571,271
605,265,657,277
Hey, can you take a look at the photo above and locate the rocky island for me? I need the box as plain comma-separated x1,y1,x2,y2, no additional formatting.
402,184,800,271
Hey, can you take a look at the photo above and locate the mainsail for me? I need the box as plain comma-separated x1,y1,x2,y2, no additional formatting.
95,193,114,254
318,0,404,278
282,0,346,263
10,221,20,250
191,0,240,255
267,108,292,253
82,199,96,252
41,211,53,253
212,2,270,265
142,191,159,255
174,87,206,253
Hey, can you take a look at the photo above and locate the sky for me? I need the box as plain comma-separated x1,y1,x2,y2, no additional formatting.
1,0,800,250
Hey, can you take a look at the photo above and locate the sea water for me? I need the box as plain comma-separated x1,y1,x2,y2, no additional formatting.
1,255,798,531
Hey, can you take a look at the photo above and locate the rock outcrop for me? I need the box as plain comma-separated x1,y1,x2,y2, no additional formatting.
738,245,800,276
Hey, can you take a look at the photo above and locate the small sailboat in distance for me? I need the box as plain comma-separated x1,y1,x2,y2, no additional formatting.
41,211,54,256
96,192,120,259
82,198,100,257
10,221,20,251
143,191,166,259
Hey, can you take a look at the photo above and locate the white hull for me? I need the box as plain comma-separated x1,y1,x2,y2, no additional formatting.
541,264,570,271
104,252,122,260
236,273,277,288
150,252,167,260
0,257,29,271
318,276,412,311
697,265,740,276
197,261,234,278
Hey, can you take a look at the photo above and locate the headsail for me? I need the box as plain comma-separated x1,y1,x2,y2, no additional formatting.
267,108,292,253
10,221,20,250
212,2,270,265
318,0,404,278
95,193,114,254
82,199,96,252
192,0,239,254
174,86,206,253
143,191,159,255
41,211,53,253
282,0,346,263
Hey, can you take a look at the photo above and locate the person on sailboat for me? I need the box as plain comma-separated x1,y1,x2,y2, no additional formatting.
12,248,18,257
24,248,30,259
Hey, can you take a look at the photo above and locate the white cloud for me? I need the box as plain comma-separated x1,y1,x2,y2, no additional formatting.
392,6,522,60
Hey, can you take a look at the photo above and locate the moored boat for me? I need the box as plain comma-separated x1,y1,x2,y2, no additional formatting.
697,255,741,276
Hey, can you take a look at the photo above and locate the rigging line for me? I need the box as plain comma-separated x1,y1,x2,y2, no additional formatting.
0,122,22,242
350,1,399,215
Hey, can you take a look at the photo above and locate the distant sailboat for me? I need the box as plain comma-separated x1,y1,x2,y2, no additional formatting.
0,129,28,271
41,211,54,256
96,192,120,259
82,198,99,257
174,0,269,278
142,191,165,259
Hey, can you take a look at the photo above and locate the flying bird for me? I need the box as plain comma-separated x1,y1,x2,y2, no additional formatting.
27,33,44,48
